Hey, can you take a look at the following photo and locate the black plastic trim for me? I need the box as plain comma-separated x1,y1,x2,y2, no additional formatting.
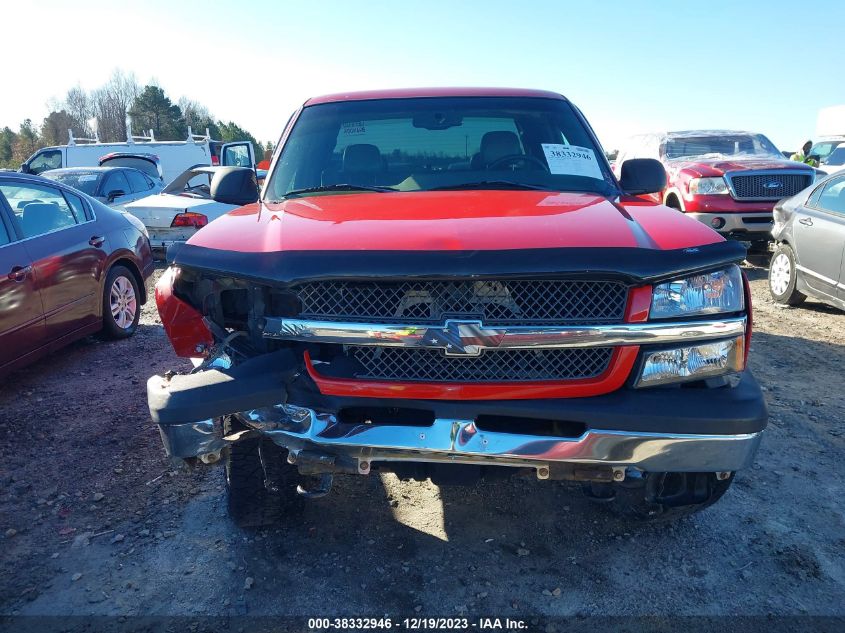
148,350,297,425
284,370,767,436
171,240,746,286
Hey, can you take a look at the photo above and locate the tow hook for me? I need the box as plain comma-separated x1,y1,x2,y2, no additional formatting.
296,473,334,499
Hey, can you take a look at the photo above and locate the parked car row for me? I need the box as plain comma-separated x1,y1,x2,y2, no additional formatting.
21,128,255,183
0,171,154,376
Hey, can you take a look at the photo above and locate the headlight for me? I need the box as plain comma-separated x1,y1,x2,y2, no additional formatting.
651,266,744,319
636,336,745,387
688,177,729,195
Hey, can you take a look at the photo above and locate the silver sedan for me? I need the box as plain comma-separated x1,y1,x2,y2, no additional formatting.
769,172,845,310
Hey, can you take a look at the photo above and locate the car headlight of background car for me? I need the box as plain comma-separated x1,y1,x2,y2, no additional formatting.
687,177,729,195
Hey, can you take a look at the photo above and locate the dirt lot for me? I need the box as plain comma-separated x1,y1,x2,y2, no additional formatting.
1,265,844,627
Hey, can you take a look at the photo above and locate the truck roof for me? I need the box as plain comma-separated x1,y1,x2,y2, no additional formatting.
304,87,567,106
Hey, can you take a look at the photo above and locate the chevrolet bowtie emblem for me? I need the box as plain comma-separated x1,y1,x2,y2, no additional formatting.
419,320,504,356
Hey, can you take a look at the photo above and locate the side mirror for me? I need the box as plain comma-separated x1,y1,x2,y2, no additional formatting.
210,167,259,206
808,154,821,163
619,158,667,195
107,189,125,202
20,163,31,174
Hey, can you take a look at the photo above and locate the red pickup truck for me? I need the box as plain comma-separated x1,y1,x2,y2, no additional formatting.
614,130,817,257
147,89,766,526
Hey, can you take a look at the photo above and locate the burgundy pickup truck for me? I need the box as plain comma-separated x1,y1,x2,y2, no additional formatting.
147,90,766,526
614,130,817,258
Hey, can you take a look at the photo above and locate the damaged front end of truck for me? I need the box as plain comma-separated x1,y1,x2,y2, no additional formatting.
148,236,766,525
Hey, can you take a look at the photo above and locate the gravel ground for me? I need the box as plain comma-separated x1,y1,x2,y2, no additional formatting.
1,264,843,626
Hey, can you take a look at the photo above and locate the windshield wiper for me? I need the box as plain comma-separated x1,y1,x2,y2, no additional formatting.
427,180,551,192
282,183,397,199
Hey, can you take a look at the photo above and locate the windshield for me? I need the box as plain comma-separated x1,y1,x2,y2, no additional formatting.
265,96,616,200
44,171,101,196
825,146,845,167
663,133,782,160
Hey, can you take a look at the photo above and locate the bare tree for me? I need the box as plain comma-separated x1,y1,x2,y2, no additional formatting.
63,86,93,137
178,97,214,135
92,69,141,142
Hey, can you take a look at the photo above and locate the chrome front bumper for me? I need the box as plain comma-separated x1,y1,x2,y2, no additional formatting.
159,403,763,475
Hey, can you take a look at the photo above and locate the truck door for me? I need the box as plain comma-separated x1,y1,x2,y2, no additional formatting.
220,142,255,169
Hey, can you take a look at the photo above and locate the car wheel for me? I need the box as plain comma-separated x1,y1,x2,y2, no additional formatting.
584,471,735,522
100,265,141,339
768,244,806,306
224,416,305,528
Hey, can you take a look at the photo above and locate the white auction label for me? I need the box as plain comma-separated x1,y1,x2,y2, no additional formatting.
541,144,604,180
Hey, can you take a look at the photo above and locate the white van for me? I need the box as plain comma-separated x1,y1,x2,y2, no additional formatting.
20,128,255,183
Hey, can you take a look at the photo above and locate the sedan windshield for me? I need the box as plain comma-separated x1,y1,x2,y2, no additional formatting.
265,97,616,200
663,133,782,160
44,171,101,196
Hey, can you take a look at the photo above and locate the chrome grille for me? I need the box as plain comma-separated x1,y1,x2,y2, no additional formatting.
292,280,628,325
729,173,812,200
346,346,613,382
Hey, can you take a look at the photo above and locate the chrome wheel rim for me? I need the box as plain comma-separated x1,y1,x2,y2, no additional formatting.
110,276,137,329
769,253,792,296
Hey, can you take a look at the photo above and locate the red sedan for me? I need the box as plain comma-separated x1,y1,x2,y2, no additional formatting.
0,172,154,376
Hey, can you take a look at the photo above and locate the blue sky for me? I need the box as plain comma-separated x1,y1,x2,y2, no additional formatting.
4,0,844,151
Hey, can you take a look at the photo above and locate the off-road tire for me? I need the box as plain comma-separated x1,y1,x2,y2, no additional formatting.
99,265,141,339
585,472,735,522
224,416,304,528
768,243,806,306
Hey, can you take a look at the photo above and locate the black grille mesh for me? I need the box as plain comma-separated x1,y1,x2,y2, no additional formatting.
730,173,811,199
293,280,627,325
346,346,613,382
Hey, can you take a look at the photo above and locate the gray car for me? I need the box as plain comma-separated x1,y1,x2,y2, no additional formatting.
769,172,845,310
41,166,164,212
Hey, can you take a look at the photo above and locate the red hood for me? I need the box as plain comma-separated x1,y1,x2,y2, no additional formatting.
187,191,722,254
668,157,813,178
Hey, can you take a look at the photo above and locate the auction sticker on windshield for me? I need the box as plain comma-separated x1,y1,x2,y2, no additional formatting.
542,144,603,180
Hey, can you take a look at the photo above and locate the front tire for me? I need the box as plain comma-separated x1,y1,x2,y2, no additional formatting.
100,265,140,339
768,244,806,306
224,416,304,528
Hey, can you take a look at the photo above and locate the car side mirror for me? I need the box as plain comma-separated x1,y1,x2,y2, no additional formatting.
808,154,821,163
107,189,125,202
20,163,31,174
209,167,259,206
619,158,667,195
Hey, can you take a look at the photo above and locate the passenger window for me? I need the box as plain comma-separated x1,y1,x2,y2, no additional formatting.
26,150,62,175
125,169,153,194
816,177,845,215
63,191,89,221
0,183,79,238
102,171,131,199
0,215,10,246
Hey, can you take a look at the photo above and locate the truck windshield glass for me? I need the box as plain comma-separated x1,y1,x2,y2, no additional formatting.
663,133,782,160
266,97,616,200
